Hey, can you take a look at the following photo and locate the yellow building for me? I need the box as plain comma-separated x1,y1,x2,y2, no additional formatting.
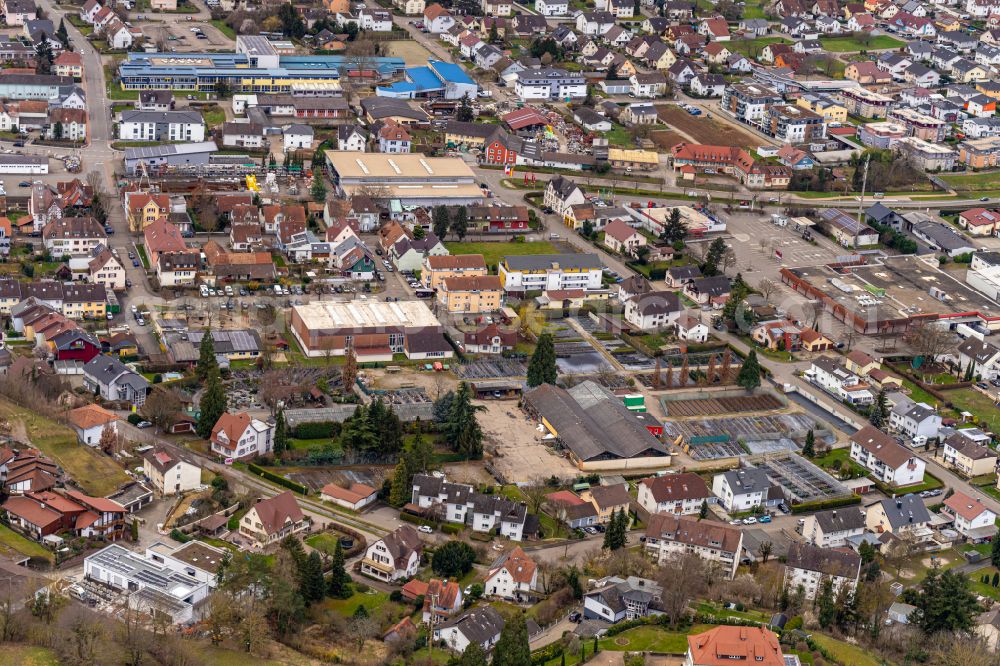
580,484,631,525
437,275,503,313
607,148,659,171
796,96,848,123
422,254,488,290
126,192,169,232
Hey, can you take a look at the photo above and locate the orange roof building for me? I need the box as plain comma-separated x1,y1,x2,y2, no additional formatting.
687,626,784,666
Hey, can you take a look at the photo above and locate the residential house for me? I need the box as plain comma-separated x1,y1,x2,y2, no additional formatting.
712,468,773,512
239,491,308,546
579,484,631,525
942,490,997,541
462,323,517,354
584,576,663,623
942,433,998,478
142,447,200,496
644,513,743,579
783,542,861,600
686,626,785,666
865,494,931,536
801,507,867,548
636,472,712,516
210,411,274,461
320,482,377,510
850,425,926,487
624,291,681,330
88,250,125,291
361,525,423,582
434,606,504,654
68,403,118,446
83,355,148,408
484,546,538,600
888,401,941,441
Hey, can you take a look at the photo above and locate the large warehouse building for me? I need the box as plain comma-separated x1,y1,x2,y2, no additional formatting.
781,255,1000,334
289,300,454,361
116,36,404,93
323,151,485,206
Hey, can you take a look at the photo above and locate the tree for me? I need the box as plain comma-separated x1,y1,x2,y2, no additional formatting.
310,175,327,203
388,460,411,507
992,534,1000,568
488,22,499,44
56,19,69,49
699,499,708,519
196,370,227,438
53,122,63,140
262,15,283,33
660,207,686,244
445,382,484,459
911,566,980,634
456,93,474,122
450,206,469,241
802,429,815,458
341,347,358,393
905,321,955,369
327,540,352,599
527,333,558,387
432,541,476,577
339,404,378,454
98,422,118,455
606,62,620,80
142,386,182,432
412,224,426,240
870,387,889,428
604,508,627,550
816,578,836,628
493,613,531,666
273,409,289,456
736,350,761,392
433,205,451,240
634,245,651,265
459,641,489,666
758,278,777,304
301,551,326,604
701,238,728,276
757,540,773,563
35,41,53,75
197,329,219,381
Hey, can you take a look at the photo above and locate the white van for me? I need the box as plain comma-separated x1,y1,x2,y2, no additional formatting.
273,284,282,295
199,284,209,297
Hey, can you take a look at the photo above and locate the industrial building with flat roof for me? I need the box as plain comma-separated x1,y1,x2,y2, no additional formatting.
116,39,404,93
376,59,478,99
123,142,219,175
323,151,484,205
782,254,1000,334
289,300,454,360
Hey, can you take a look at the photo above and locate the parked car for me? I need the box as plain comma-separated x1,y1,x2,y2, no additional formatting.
417,525,433,534
568,611,582,623
136,421,152,429
743,517,757,525
758,515,772,523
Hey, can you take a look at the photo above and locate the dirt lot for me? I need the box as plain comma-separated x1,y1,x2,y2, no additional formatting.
656,105,758,148
651,130,688,150
384,40,436,66
477,400,578,483
364,367,459,399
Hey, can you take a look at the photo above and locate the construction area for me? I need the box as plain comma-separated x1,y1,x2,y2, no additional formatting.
752,453,854,504
664,412,834,461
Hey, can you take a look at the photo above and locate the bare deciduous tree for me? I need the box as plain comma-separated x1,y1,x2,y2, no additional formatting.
758,279,777,304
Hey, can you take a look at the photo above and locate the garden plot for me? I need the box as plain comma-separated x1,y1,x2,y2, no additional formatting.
285,467,383,493
688,442,745,461
663,393,784,417
754,454,852,503
663,413,825,442
456,357,529,379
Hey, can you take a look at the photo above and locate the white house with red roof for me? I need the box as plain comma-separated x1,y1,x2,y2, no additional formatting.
637,472,713,516
942,490,997,541
210,411,274,460
484,546,538,600
849,425,926,487
423,3,455,33
958,208,1000,236
142,446,200,496
68,403,118,446
602,219,646,257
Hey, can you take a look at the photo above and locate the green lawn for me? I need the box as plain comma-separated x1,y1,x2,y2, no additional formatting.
194,646,290,666
946,388,1000,434
2,645,60,666
202,107,227,129
0,524,52,562
211,20,237,39
0,399,128,497
940,171,1000,192
541,624,714,665
970,566,1000,600
321,589,389,617
305,532,343,556
443,241,558,268
603,123,633,148
811,634,883,666
811,447,867,478
289,437,339,452
727,37,790,58
900,378,939,406
107,86,139,101
819,35,904,52
136,244,150,269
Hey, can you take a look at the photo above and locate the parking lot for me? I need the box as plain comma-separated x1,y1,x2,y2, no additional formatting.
721,211,845,279
137,19,233,51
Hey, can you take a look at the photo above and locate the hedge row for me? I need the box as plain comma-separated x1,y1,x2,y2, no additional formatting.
247,463,310,495
398,512,437,528
790,494,861,514
441,523,463,535
293,421,338,439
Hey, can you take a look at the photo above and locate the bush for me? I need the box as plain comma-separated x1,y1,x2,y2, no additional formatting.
389,590,403,602
398,512,437,528
169,528,190,543
789,494,862,514
152,374,162,384
786,616,803,631
247,463,309,495
294,421,338,439
354,582,370,594
431,541,476,578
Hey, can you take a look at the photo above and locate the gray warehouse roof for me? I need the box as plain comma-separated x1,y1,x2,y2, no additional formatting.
124,141,218,160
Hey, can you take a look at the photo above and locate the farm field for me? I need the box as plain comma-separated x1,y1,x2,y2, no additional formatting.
939,170,1000,192
656,105,759,149
0,397,129,497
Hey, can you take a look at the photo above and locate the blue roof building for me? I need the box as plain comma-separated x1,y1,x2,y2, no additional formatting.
377,60,478,100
